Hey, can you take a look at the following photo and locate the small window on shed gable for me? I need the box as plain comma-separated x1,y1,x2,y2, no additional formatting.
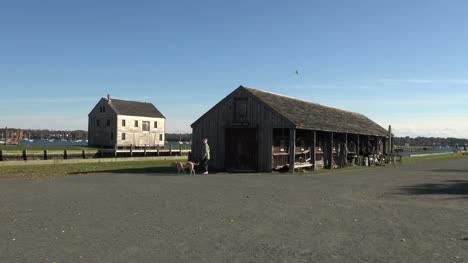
121,133,126,140
107,119,110,127
159,134,163,141
97,120,100,127
234,98,248,121
135,120,139,127
154,121,158,128
122,120,126,127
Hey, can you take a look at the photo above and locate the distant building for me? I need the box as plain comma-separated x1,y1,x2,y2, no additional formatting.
88,95,165,148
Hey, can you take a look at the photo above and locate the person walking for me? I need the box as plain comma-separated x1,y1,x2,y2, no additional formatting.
200,138,210,174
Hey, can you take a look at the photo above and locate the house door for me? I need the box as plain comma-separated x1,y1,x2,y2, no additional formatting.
225,128,257,172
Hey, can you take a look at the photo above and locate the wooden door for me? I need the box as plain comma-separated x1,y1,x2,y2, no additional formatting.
225,128,257,172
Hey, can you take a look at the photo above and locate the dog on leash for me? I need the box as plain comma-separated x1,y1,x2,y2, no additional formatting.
172,161,199,175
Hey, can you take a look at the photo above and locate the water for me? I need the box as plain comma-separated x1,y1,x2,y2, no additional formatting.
165,141,192,147
19,139,88,146
398,147,457,156
18,139,190,147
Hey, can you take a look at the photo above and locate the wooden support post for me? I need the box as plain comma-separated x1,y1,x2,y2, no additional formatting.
383,137,387,155
44,150,48,160
329,132,334,169
376,136,379,152
312,131,316,171
82,150,86,159
64,150,68,160
391,136,394,154
157,145,160,156
179,144,182,156
130,144,133,157
357,135,360,166
0,149,3,161
144,144,147,157
388,125,393,154
289,128,296,173
23,150,27,161
114,144,118,157
170,145,173,156
367,136,370,153
345,133,348,167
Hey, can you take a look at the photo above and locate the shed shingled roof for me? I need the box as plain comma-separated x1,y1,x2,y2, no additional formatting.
107,98,165,118
242,86,388,136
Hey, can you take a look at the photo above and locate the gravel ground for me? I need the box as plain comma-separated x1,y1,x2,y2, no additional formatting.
1,159,467,263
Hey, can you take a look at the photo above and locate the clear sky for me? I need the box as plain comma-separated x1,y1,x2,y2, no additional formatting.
1,0,467,138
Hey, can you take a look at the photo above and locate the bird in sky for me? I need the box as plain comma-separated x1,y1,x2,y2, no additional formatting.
295,70,299,75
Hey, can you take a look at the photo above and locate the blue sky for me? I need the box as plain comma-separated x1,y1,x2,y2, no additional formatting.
1,0,467,137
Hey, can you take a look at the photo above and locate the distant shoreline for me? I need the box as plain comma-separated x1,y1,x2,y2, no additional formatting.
15,139,190,147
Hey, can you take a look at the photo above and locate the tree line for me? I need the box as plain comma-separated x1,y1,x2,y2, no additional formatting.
393,136,468,146
1,128,192,142
0,129,88,141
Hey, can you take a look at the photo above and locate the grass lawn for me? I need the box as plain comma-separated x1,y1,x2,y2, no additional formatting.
1,152,466,180
0,158,186,179
402,152,468,163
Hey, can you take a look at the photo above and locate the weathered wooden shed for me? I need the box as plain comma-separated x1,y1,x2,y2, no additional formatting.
191,86,390,172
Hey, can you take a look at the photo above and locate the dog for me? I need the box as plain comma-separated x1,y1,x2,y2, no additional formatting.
172,161,199,176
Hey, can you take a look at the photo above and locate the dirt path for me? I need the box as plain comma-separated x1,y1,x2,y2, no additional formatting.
1,159,467,263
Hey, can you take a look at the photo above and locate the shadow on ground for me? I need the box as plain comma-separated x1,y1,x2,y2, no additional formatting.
400,180,468,198
70,167,177,176
69,166,217,176
432,169,468,173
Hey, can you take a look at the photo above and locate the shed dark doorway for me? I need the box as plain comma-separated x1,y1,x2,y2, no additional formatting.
225,128,258,172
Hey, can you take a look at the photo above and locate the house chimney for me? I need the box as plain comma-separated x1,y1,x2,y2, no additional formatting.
107,94,111,102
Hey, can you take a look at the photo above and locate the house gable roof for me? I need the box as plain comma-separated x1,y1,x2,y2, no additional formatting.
109,98,165,118
89,98,165,118
241,86,388,136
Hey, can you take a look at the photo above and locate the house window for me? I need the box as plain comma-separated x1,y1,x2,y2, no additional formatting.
110,132,114,140
159,134,163,141
97,120,100,127
121,133,126,140
154,121,158,128
134,120,138,127
142,121,150,131
107,119,110,127
99,106,106,112
122,119,126,127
